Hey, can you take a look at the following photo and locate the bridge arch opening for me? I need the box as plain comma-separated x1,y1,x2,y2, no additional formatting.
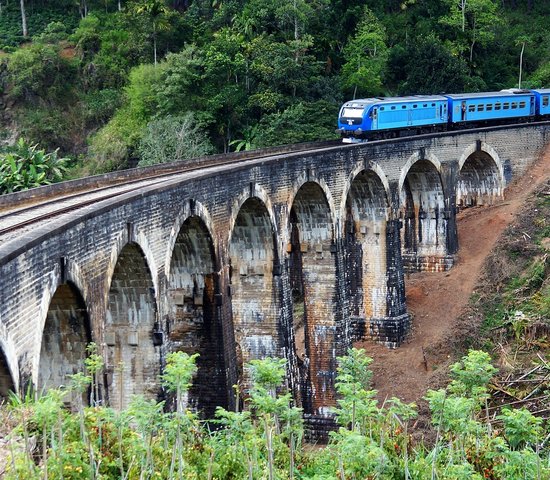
38,281,91,400
0,347,15,402
228,197,280,386
106,242,160,409
345,170,389,320
167,216,226,417
457,152,502,208
289,181,336,415
401,159,447,271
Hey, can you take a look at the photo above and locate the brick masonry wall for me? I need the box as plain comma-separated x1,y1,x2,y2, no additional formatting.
0,122,548,414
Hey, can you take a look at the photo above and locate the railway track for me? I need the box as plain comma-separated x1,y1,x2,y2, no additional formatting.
0,140,341,243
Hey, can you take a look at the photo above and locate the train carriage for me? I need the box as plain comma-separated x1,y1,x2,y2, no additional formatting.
337,95,448,142
444,90,535,125
532,89,550,116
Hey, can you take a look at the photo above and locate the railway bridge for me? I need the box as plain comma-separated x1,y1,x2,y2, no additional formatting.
0,123,548,424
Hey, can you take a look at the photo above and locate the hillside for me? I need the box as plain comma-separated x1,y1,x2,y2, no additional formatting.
0,0,549,176
360,148,550,432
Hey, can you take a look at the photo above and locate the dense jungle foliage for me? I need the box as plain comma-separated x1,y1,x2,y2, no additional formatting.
2,348,548,479
0,0,549,178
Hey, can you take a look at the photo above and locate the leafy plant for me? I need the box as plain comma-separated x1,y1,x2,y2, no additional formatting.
497,408,543,450
0,138,69,194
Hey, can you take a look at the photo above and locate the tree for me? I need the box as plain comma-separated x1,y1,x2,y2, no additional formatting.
20,0,28,37
340,7,388,98
137,113,214,166
132,0,172,65
252,101,338,148
7,43,77,102
441,0,502,63
388,35,472,94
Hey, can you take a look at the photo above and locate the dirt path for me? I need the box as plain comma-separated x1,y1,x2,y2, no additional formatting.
357,148,550,404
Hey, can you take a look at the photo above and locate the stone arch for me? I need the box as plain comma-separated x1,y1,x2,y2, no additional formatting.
458,142,504,182
166,214,226,417
398,151,443,197
105,227,159,299
340,162,391,225
284,175,337,244
228,196,280,385
38,280,91,398
105,242,160,409
165,200,217,280
400,156,448,271
228,184,283,262
344,169,390,320
288,181,337,415
0,342,16,401
457,144,504,208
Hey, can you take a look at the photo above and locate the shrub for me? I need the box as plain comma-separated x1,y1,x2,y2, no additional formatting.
137,113,214,166
0,138,69,194
7,43,77,102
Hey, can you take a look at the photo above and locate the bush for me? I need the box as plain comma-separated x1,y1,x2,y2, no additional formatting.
137,113,214,166
0,138,69,194
7,43,77,102
87,63,164,171
252,101,339,148
33,21,70,44
82,88,123,125
17,107,74,154
2,348,548,479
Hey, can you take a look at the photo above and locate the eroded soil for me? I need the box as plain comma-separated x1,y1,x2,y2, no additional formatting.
357,147,550,405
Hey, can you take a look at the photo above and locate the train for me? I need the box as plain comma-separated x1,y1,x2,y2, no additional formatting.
336,88,550,142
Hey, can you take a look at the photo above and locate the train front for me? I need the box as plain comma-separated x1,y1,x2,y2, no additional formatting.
336,99,375,142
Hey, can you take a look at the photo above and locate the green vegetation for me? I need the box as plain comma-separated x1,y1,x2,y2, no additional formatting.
2,348,548,479
0,0,547,181
457,185,549,362
0,138,69,193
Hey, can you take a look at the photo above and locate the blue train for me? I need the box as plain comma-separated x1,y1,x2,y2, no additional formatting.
337,88,550,142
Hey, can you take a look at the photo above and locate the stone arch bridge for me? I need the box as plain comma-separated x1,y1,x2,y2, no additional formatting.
0,123,548,422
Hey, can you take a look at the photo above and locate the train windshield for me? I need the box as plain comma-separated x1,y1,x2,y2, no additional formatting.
341,107,365,118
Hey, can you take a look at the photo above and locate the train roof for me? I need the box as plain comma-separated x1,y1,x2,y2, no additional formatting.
531,88,550,94
445,90,534,100
343,95,446,107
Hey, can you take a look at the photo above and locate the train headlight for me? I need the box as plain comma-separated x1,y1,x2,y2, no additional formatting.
355,128,363,135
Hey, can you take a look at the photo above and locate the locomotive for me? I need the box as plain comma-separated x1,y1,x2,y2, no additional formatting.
336,88,550,142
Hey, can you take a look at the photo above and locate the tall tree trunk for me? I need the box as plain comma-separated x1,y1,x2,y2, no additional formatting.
118,0,122,11
20,0,27,37
518,41,525,88
153,24,157,66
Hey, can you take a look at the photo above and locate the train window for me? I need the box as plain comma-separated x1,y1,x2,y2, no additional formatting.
391,106,396,110
512,102,518,109
402,105,407,109
486,104,493,111
342,108,364,118
477,104,484,111
543,96,549,107
495,103,501,110
413,104,418,108
380,107,385,111
468,105,475,112
431,103,435,106
423,104,427,107
503,103,510,109
519,101,526,108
